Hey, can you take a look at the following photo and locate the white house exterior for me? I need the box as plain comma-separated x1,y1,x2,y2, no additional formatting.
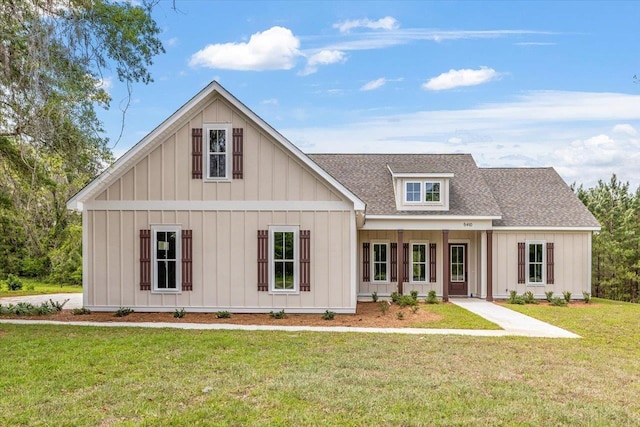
67,82,600,313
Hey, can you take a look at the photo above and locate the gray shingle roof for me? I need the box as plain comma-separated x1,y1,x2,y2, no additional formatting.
308,154,502,217
480,168,600,227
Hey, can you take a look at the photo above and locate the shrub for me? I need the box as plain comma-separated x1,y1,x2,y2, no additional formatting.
396,311,404,320
410,290,419,301
47,299,68,312
397,294,418,307
0,299,67,316
390,291,400,303
21,257,49,278
425,290,439,304
550,297,567,307
215,310,231,319
72,307,92,315
269,309,287,319
522,291,538,304
562,291,572,303
378,300,390,315
507,290,524,305
410,305,419,314
582,291,591,303
371,291,378,302
322,310,335,320
26,283,35,291
5,274,23,291
545,291,554,302
115,307,134,317
173,308,186,318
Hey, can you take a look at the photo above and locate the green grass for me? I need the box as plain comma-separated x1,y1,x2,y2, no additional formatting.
412,303,502,329
0,277,81,298
1,298,639,425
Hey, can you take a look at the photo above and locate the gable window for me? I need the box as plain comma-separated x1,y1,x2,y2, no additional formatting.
372,242,389,282
410,242,428,283
270,226,299,292
204,124,232,180
152,226,181,292
527,241,545,285
425,182,440,202
405,182,422,203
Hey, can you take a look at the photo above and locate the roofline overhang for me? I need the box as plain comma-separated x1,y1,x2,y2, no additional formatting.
493,226,601,232
67,81,366,212
366,215,502,221
388,170,455,179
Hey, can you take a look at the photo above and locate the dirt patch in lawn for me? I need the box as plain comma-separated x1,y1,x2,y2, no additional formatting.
2,302,445,328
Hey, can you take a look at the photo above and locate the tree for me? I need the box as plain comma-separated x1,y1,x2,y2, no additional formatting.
0,0,164,278
575,176,640,302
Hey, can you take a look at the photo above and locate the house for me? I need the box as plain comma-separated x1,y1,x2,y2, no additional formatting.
67,81,600,313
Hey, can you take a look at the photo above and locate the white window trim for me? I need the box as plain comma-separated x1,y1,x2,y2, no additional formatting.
409,241,429,284
269,225,299,294
404,181,422,204
526,240,546,286
371,240,390,284
203,123,232,181
151,225,182,293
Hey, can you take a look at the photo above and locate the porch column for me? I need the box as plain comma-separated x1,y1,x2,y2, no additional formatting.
442,229,449,302
397,230,404,294
486,230,494,301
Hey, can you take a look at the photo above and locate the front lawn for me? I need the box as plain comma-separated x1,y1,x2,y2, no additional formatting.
0,298,638,425
0,277,81,298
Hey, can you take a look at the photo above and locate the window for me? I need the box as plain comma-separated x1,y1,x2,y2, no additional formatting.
204,124,231,180
425,182,440,202
372,242,389,282
405,182,421,202
411,243,428,283
270,226,299,292
527,241,545,285
152,226,181,292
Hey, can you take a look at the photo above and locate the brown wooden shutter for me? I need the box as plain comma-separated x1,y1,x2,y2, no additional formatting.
181,230,193,291
257,230,268,291
403,243,409,282
546,242,554,284
140,229,151,290
300,230,311,291
192,128,203,179
362,242,370,282
429,243,437,283
390,242,397,282
518,242,526,284
232,128,243,179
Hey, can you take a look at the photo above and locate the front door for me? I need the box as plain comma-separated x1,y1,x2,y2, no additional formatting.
448,243,468,296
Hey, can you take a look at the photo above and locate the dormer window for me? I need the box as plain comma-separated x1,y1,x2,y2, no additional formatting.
425,182,440,202
405,182,422,203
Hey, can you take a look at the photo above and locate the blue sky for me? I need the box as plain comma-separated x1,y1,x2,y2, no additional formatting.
99,0,640,188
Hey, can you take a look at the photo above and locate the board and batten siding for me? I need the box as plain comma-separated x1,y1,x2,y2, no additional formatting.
85,210,352,312
95,97,344,203
84,94,356,312
491,231,591,299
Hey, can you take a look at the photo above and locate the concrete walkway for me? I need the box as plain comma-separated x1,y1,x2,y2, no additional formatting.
450,299,580,338
0,294,579,338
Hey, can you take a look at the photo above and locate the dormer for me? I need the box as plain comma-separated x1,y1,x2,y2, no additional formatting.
388,164,453,211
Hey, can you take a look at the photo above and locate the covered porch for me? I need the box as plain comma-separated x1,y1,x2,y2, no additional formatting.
357,217,497,301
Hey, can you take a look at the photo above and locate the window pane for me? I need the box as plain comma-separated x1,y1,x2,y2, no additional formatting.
374,263,387,281
209,130,226,153
413,264,426,282
284,261,294,289
167,260,176,289
156,232,167,260
413,245,426,262
406,182,421,202
274,261,284,289
284,232,294,260
274,232,283,260
167,232,176,260
210,154,226,178
158,261,167,288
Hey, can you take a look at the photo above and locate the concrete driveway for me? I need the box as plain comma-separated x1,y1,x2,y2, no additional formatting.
0,293,82,310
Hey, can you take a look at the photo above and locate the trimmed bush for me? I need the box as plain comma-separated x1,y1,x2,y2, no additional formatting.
425,290,439,304
215,311,231,319
322,310,335,320
115,307,134,317
5,274,23,291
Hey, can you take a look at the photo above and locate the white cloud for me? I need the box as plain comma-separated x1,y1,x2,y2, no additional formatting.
189,26,300,71
95,76,113,91
361,78,387,91
612,124,637,136
261,98,279,105
422,67,498,91
166,37,179,47
282,90,640,188
334,16,399,33
300,50,347,75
